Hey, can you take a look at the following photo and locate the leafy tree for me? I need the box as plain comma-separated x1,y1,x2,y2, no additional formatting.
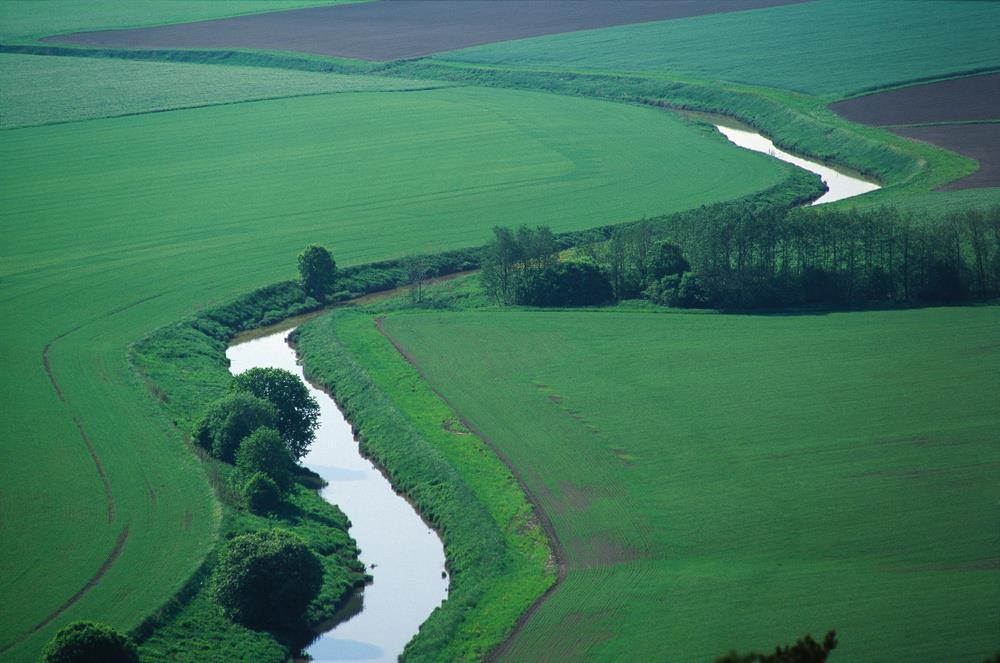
230,367,319,461
236,427,292,492
41,621,139,663
213,529,323,630
193,392,278,463
516,262,613,307
650,240,690,279
717,630,837,663
241,471,282,514
297,245,337,301
400,254,429,303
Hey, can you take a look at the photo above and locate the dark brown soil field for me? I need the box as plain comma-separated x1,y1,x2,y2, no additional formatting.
43,0,808,61
831,73,1000,126
892,123,1000,190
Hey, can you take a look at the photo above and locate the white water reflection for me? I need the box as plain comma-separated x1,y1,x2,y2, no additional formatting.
716,124,880,204
227,330,448,663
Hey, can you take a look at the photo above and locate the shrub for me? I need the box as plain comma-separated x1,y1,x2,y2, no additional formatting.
235,428,293,492
41,621,139,663
193,392,278,463
230,367,319,461
213,529,323,630
516,262,613,307
298,245,337,301
241,471,282,514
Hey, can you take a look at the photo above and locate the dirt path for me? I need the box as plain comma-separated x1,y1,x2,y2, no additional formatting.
374,316,567,662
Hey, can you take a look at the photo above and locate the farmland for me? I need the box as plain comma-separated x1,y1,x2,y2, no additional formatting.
0,53,443,128
42,0,806,62
0,84,789,661
438,0,1000,96
350,305,1000,661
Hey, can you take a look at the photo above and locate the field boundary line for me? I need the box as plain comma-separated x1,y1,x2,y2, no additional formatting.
0,84,461,132
374,316,567,662
0,526,130,655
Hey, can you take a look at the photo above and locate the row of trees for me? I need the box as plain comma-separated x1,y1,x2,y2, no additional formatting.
576,204,1000,309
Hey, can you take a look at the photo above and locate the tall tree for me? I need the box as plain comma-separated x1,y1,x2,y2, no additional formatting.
298,244,337,301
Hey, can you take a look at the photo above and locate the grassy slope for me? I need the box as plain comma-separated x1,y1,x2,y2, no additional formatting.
0,53,444,128
0,0,363,42
438,0,1000,97
378,306,1000,661
0,86,787,661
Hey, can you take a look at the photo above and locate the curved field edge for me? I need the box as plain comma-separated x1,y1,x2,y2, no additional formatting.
1,43,989,207
293,313,554,661
123,170,821,659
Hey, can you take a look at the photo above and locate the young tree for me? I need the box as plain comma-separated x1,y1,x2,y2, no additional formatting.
231,367,319,461
213,529,323,630
236,427,293,491
41,621,139,663
193,392,278,463
400,254,429,303
297,245,337,301
241,471,282,514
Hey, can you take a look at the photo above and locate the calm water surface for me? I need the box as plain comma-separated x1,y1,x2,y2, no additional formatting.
227,330,448,663
715,123,881,204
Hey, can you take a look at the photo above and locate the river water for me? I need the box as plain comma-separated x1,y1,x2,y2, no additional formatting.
227,331,448,663
714,122,880,204
222,119,877,662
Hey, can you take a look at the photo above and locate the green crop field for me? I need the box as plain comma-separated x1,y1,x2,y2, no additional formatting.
369,305,1000,661
439,0,1000,96
0,85,789,661
0,0,361,42
0,53,444,128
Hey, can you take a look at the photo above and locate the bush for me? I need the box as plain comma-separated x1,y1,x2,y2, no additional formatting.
241,471,282,514
41,621,139,663
516,262,613,307
193,392,278,463
236,427,293,492
230,368,319,461
297,245,337,301
213,529,323,630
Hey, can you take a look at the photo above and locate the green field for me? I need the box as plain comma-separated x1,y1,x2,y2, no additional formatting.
0,53,443,128
0,85,788,661
367,305,1000,661
440,0,1000,96
0,0,361,41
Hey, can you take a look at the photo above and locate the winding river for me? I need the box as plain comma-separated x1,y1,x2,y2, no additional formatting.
227,330,448,663
224,122,877,662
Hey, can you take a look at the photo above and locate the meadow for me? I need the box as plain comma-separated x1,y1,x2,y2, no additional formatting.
0,85,788,660
438,0,1000,96
363,304,1000,661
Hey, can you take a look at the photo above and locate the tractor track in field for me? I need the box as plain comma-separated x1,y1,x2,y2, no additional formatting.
374,316,567,662
41,293,162,523
0,526,130,655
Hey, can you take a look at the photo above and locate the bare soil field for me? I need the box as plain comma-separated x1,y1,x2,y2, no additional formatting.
891,123,1000,190
43,0,807,61
830,73,1000,125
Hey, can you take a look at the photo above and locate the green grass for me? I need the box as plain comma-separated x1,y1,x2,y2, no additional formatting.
438,0,1000,97
0,0,364,42
0,86,788,661
374,305,1000,661
0,53,445,128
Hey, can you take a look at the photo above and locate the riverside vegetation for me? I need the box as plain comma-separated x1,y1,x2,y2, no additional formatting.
3,0,999,661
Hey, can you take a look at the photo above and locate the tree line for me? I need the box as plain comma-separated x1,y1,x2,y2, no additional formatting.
480,203,1000,311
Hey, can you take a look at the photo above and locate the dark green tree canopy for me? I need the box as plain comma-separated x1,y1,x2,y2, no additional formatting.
241,471,282,514
212,528,323,630
298,244,337,301
193,392,278,463
41,621,139,663
236,427,293,492
516,261,614,307
230,367,319,460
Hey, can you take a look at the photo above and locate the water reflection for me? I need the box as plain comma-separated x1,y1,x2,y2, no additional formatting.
714,123,880,204
227,331,448,663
